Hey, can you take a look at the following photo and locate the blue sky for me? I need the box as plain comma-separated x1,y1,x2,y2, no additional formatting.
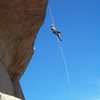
21,0,100,100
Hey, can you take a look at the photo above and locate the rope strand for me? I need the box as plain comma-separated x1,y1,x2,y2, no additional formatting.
48,4,55,25
57,38,71,89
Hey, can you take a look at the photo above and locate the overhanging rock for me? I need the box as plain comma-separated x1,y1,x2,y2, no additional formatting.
0,0,48,99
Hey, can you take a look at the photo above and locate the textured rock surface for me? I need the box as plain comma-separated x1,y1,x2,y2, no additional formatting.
0,63,14,96
0,92,22,100
0,0,48,99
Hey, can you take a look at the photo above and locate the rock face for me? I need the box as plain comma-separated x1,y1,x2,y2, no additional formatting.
0,0,48,99
0,92,22,100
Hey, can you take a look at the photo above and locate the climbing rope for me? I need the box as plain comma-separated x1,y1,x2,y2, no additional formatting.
57,38,71,89
48,4,71,89
48,4,55,25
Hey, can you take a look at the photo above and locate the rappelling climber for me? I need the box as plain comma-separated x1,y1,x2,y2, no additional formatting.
51,24,62,41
